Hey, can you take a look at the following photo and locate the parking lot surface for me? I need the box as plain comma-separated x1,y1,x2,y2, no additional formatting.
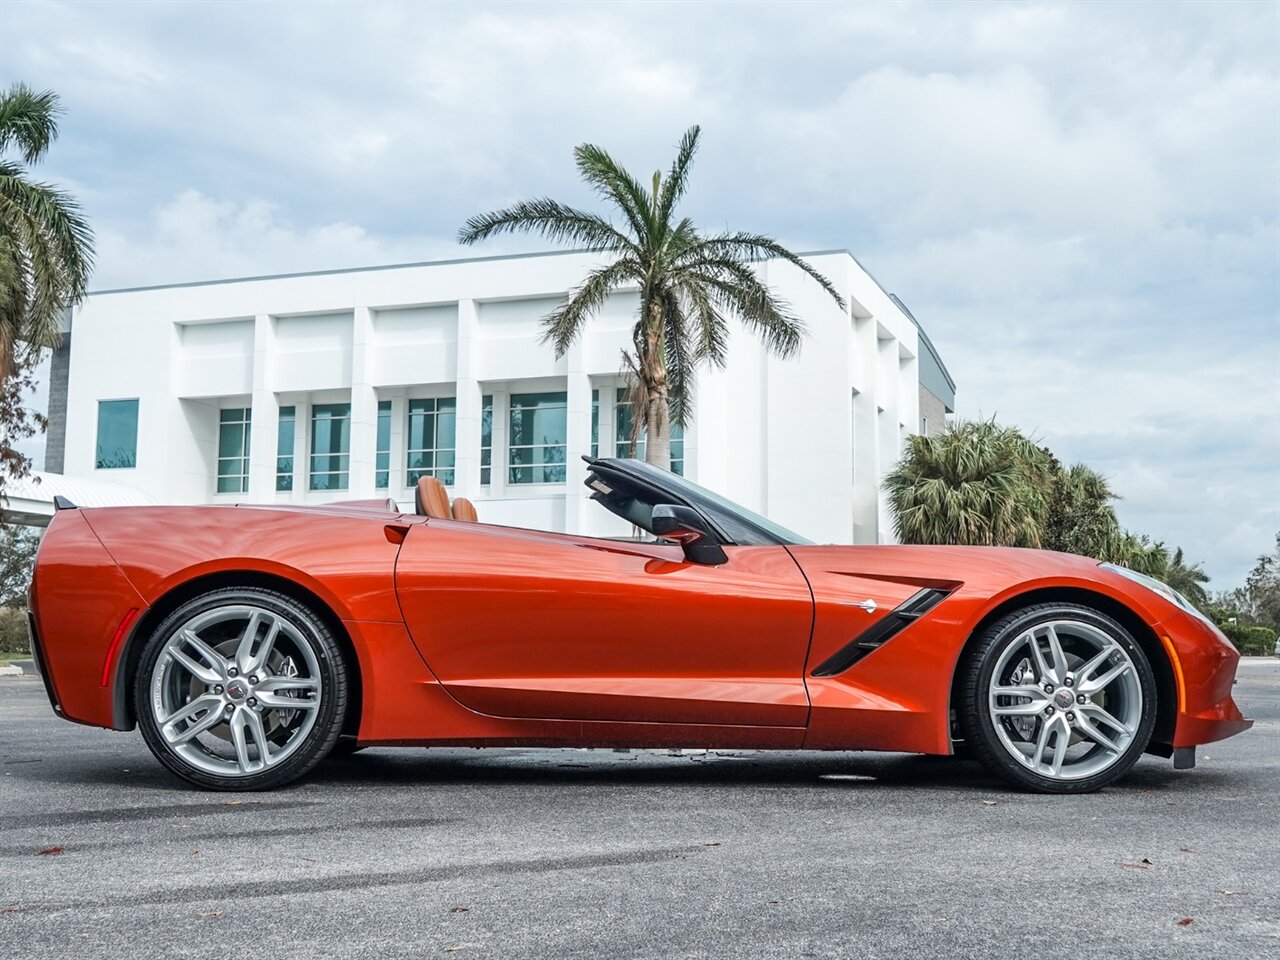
1,659,1276,959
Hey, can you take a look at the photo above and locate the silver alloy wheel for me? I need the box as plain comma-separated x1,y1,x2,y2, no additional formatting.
148,604,322,778
987,619,1142,781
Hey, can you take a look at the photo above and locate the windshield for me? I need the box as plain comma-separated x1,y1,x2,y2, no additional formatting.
605,459,813,546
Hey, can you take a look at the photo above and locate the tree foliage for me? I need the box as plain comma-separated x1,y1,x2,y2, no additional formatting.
0,83,94,495
1042,462,1120,557
885,418,1213,604
459,126,843,469
884,420,1054,547
1213,533,1280,635
0,521,39,608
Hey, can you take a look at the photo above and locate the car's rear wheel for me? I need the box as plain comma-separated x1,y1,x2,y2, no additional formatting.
958,602,1157,793
135,587,348,791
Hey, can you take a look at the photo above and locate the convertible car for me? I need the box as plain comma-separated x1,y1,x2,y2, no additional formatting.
28,457,1250,793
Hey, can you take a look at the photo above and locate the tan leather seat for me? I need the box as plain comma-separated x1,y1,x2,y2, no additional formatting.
451,497,478,522
414,476,452,519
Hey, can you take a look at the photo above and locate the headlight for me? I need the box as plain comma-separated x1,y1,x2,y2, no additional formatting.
1099,562,1213,625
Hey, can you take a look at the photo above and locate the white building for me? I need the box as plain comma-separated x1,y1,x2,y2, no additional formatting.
45,249,955,543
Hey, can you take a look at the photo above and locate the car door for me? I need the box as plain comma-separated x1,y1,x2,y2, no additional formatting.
394,520,815,727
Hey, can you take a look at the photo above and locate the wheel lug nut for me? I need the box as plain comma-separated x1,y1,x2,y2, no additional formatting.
1064,676,1074,687
249,676,258,685
224,705,234,716
1066,712,1076,722
247,697,257,708
214,685,223,694
1077,694,1087,705
1044,706,1054,717
228,668,239,678
1044,684,1054,694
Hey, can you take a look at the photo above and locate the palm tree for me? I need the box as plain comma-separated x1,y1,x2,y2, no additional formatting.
1043,462,1123,558
458,126,844,469
1158,547,1211,607
884,419,1054,547
1102,531,1169,577
0,84,94,383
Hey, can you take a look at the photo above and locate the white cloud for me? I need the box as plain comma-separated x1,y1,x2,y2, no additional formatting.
92,190,457,290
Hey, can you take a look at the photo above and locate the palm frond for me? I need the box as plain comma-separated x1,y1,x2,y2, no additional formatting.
0,84,60,164
686,232,846,311
457,197,635,253
655,126,700,234
682,256,806,358
540,257,640,357
659,287,695,427
0,164,94,350
573,143,656,247
676,277,729,368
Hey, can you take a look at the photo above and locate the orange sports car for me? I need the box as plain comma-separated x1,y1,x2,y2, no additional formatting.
28,457,1251,793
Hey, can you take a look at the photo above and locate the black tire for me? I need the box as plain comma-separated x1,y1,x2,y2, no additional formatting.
134,587,349,791
957,602,1157,794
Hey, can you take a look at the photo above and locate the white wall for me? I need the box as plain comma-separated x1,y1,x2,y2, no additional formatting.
64,250,936,544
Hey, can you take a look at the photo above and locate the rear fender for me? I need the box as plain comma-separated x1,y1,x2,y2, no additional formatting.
29,510,149,728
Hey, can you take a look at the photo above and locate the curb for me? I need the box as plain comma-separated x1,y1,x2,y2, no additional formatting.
0,659,37,677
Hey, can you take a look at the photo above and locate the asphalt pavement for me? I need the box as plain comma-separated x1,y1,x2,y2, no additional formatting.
1,660,1277,959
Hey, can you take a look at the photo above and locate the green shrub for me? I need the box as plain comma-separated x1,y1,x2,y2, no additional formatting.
1217,621,1277,657
0,606,29,656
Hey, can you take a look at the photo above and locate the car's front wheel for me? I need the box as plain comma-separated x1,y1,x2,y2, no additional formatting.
958,603,1157,793
134,587,348,790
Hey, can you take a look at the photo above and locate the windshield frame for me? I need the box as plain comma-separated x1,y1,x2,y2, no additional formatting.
583,457,813,547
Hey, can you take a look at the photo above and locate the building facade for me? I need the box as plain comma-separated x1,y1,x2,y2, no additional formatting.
49,249,955,544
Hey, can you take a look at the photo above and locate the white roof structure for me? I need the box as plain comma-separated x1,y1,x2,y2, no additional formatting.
1,470,154,527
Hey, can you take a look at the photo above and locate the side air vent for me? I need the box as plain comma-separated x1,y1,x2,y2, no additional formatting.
811,588,952,678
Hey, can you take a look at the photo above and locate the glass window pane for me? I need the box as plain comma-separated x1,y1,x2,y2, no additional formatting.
480,395,493,485
405,396,457,487
437,403,456,448
310,403,351,491
276,406,295,491
376,400,391,489
277,406,296,455
218,422,244,458
508,392,567,485
96,399,139,469
376,401,392,450
591,389,599,458
214,407,250,494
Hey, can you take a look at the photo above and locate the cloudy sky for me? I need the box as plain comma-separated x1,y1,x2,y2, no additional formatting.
2,0,1277,585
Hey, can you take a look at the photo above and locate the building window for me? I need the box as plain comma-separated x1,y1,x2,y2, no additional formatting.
216,407,251,493
95,399,138,469
591,389,599,458
375,400,392,489
407,397,456,487
615,388,683,475
277,406,295,491
480,395,493,485
509,391,567,484
309,403,351,491
920,415,929,436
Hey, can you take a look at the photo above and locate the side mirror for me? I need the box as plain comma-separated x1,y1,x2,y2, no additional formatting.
651,504,728,565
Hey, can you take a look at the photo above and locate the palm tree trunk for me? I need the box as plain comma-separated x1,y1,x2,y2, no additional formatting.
640,299,671,470
644,391,671,469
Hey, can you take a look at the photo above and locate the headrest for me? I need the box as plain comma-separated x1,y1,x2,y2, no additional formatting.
414,475,452,519
451,497,478,522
